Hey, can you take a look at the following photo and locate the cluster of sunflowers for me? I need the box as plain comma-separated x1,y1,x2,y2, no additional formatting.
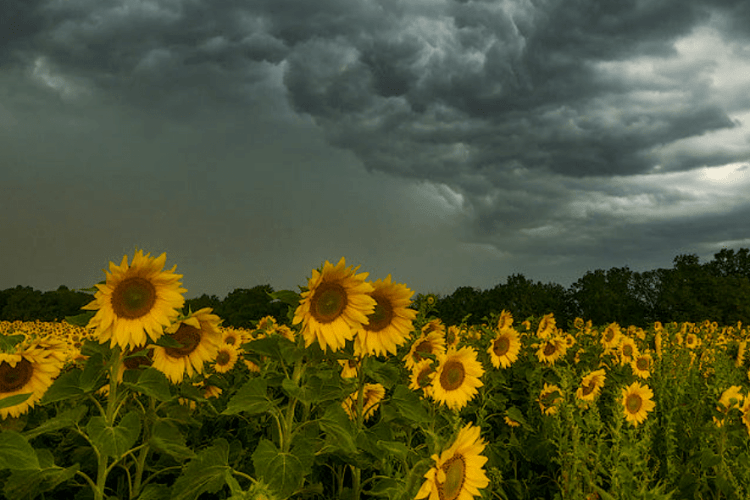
4,249,750,499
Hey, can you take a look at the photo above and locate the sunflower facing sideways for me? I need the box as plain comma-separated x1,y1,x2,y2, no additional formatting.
487,327,521,369
0,345,64,419
404,330,447,371
416,422,489,500
151,308,223,384
356,275,417,357
342,383,385,422
83,250,187,351
621,381,656,427
431,347,485,411
576,369,606,403
293,258,376,353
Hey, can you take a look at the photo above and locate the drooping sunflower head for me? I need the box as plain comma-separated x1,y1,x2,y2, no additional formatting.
536,313,556,339
83,250,187,351
403,330,446,371
0,348,63,419
497,310,514,330
430,346,485,411
487,327,521,369
415,423,489,500
576,369,606,402
408,359,437,397
357,275,417,357
292,258,376,353
539,383,563,415
621,381,656,427
151,308,223,384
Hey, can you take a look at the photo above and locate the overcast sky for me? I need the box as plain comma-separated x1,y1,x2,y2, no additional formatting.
2,0,750,299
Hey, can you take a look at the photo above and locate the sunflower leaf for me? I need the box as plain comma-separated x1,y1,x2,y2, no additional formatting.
222,378,277,416
86,412,142,458
170,439,231,500
23,406,88,440
64,311,96,327
252,439,305,499
0,431,40,470
40,369,85,404
0,393,32,411
149,420,196,461
318,405,358,456
0,334,26,350
154,334,183,348
388,385,430,423
3,449,78,500
123,367,173,402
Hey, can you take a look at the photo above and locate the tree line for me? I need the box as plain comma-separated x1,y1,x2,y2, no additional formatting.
2,248,749,329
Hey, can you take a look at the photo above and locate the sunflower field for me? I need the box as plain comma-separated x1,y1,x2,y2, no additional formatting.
2,251,750,500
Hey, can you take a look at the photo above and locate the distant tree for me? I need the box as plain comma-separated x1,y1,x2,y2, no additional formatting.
184,294,222,315
437,286,485,325
217,285,287,328
1,286,45,321
569,267,648,327
656,254,721,323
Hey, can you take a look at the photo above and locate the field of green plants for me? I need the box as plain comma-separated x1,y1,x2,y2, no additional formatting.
2,250,750,500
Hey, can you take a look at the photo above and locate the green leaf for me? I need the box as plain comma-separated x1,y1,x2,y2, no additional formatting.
155,334,183,349
388,385,430,423
318,405,358,455
149,420,195,461
86,412,142,458
0,431,40,470
375,440,410,461
281,377,301,398
268,289,301,307
505,406,527,426
223,378,277,415
170,439,231,500
241,336,284,358
252,439,304,499
0,334,26,351
40,368,85,404
3,449,78,500
0,393,32,411
23,406,88,440
79,353,105,392
123,367,173,402
135,484,171,500
298,374,345,405
64,310,96,327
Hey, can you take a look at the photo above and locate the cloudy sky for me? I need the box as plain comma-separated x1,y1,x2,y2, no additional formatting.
2,0,750,299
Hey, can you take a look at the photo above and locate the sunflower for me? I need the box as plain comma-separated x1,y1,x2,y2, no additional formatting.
630,353,653,379
536,313,556,339
601,323,622,350
213,344,239,374
445,326,464,348
685,333,700,349
83,250,186,351
404,330,447,371
151,308,223,384
621,381,655,427
487,327,521,369
539,383,563,415
415,422,489,500
576,369,606,402
536,336,567,365
293,258,376,353
430,347,484,411
342,383,385,422
737,340,747,368
618,337,639,366
356,275,417,357
408,359,437,397
338,357,360,379
0,347,63,419
504,416,521,428
221,327,248,347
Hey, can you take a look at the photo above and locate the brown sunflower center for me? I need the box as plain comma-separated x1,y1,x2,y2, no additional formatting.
626,393,642,413
493,336,511,357
636,357,650,371
440,359,465,391
111,277,157,319
311,283,347,323
123,350,152,370
417,364,435,388
165,324,202,358
604,329,615,342
225,335,236,345
543,341,557,356
622,344,633,357
215,350,231,366
581,381,596,397
412,340,432,362
366,295,394,332
439,455,466,500
0,358,33,393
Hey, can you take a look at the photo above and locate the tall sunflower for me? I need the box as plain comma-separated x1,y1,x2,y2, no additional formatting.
408,359,437,397
430,347,484,411
356,275,417,357
576,369,606,402
536,313,556,339
487,327,521,369
618,337,639,366
415,422,489,500
0,347,63,419
600,323,622,351
83,250,186,350
621,381,656,427
539,383,563,415
292,258,376,353
630,353,653,379
151,308,223,384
